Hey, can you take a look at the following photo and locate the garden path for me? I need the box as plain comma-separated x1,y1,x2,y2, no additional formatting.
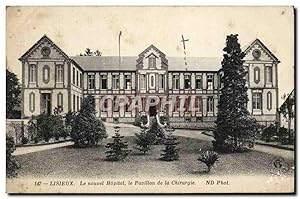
13,141,73,156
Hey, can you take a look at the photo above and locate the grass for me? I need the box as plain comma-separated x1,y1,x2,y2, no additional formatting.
15,136,295,178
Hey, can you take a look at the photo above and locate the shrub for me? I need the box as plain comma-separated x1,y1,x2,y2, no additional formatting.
105,131,131,161
134,115,147,127
197,150,220,172
6,136,20,178
21,136,29,145
27,113,65,143
262,124,277,142
147,118,166,145
278,127,292,145
159,116,170,127
213,117,258,153
70,95,107,148
134,128,152,154
160,135,180,161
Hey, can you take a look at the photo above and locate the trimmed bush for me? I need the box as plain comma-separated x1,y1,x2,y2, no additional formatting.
262,124,277,142
105,131,131,161
134,128,152,154
134,115,147,127
70,95,107,148
27,113,65,143
147,118,166,145
197,150,220,172
6,136,20,178
160,135,180,161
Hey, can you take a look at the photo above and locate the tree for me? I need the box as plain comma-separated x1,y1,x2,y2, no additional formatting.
213,34,258,152
105,130,131,161
147,118,166,144
279,91,295,142
134,127,152,154
6,136,20,178
70,95,107,147
6,69,21,118
79,48,102,56
160,134,180,161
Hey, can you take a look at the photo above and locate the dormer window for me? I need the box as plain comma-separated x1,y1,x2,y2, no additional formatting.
149,56,156,68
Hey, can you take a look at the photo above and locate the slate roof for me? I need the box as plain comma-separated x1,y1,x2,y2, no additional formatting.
71,56,222,72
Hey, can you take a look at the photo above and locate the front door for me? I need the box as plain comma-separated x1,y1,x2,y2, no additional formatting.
41,93,51,115
149,99,157,116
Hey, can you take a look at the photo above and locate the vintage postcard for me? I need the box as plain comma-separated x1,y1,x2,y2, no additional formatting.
6,6,295,194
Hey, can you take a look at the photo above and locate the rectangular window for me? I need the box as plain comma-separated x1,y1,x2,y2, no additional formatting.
112,75,119,89
73,95,76,112
196,96,203,112
207,97,214,112
77,96,80,111
173,75,179,89
149,57,156,68
76,70,79,86
29,64,37,83
244,66,249,83
184,75,191,89
88,74,95,89
72,67,75,84
124,74,131,90
100,75,108,89
267,92,272,110
207,75,214,90
56,65,63,83
159,74,164,89
252,93,262,110
140,74,146,89
195,75,202,89
79,73,82,88
266,66,272,83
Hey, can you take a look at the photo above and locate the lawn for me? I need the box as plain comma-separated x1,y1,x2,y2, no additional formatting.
15,135,295,179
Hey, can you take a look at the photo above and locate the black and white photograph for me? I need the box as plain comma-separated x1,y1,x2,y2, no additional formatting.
5,6,295,194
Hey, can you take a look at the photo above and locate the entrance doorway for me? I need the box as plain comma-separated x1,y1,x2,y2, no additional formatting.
149,98,157,116
41,93,51,115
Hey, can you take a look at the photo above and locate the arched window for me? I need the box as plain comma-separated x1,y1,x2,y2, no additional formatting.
29,92,35,112
43,65,50,83
254,67,260,84
267,92,272,110
57,93,63,111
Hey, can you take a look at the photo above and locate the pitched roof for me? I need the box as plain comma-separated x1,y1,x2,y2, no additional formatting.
243,38,280,62
71,56,137,71
70,56,222,71
19,35,69,61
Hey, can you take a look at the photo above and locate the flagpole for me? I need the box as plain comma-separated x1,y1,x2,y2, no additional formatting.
119,31,122,67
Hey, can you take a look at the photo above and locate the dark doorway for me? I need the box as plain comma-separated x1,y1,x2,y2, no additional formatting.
41,93,51,115
149,98,157,116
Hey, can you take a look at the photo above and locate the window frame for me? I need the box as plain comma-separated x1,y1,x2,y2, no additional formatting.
42,65,50,84
207,75,214,90
252,93,262,110
29,64,37,83
88,74,95,89
100,74,108,89
112,74,120,89
254,67,260,84
195,75,202,89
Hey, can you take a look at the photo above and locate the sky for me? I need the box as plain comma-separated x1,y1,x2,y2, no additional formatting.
6,6,294,104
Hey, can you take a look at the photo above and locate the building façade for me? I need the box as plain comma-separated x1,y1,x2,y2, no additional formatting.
19,35,280,127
